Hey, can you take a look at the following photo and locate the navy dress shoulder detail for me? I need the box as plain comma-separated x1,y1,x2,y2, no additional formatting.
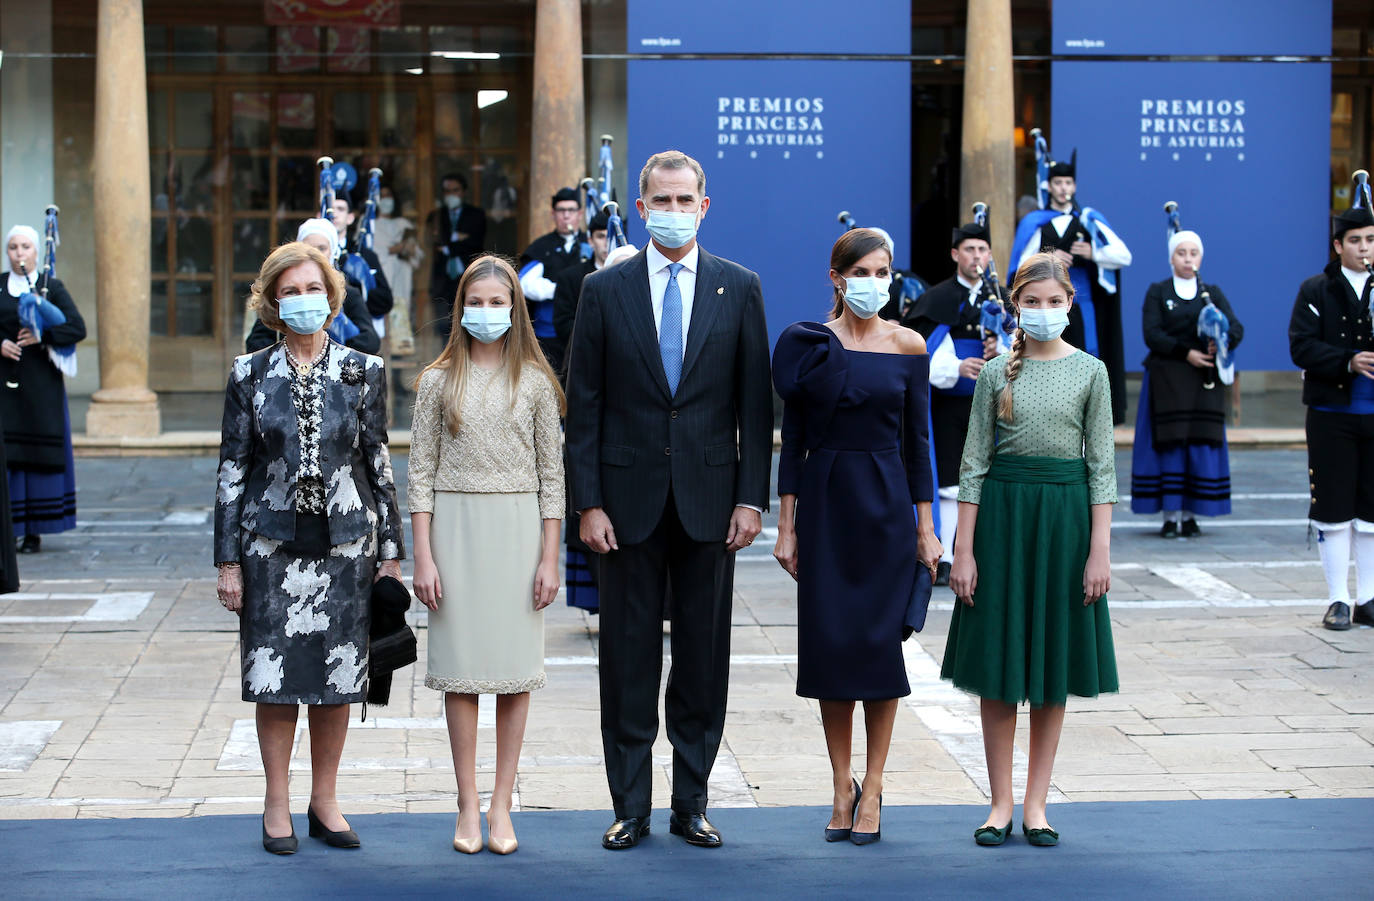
773,321,934,701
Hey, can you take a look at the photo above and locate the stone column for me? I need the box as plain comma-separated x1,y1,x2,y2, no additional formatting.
959,0,1015,267
87,0,160,437
526,0,586,247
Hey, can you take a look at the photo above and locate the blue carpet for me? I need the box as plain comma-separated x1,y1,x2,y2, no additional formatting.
4,800,1370,900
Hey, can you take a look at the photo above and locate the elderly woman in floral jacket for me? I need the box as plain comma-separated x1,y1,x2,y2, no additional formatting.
214,241,405,855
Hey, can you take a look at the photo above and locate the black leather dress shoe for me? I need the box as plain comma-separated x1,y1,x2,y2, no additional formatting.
1353,600,1374,627
668,811,722,848
1159,521,1178,538
18,534,39,554
934,561,951,587
602,816,650,850
1323,601,1352,631
1181,518,1201,538
306,806,359,848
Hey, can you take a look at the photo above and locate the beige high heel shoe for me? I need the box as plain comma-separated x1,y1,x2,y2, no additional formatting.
487,834,518,855
453,812,483,854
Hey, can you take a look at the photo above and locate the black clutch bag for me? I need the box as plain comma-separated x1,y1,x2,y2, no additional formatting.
366,575,417,709
903,565,933,640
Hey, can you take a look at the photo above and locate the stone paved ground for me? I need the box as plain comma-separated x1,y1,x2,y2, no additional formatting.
0,449,1369,822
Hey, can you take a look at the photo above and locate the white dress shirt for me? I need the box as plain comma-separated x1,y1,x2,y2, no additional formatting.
928,274,981,390
1343,265,1371,301
646,241,697,350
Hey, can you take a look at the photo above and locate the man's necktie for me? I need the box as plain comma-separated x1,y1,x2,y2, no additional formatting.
660,262,684,394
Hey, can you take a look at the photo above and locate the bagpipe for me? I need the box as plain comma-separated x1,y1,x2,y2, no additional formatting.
581,134,630,253
341,166,382,319
970,202,1016,351
1355,169,1373,280
835,210,926,316
315,156,361,345
8,205,76,388
1165,200,1234,386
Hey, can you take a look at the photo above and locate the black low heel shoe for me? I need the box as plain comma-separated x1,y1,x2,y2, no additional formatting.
307,806,360,848
824,778,862,842
850,793,882,846
262,815,298,855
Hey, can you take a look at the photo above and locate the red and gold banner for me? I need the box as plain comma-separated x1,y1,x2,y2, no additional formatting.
265,0,401,28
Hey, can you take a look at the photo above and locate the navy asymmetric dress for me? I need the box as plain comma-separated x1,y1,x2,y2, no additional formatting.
773,321,934,700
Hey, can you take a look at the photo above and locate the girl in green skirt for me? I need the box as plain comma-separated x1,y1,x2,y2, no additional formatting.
942,251,1118,847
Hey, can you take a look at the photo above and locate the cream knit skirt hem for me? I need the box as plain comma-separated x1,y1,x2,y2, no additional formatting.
425,491,546,693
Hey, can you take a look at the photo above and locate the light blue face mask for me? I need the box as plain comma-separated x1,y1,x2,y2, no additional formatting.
278,293,332,335
1018,307,1070,342
841,276,891,320
461,306,512,344
644,209,699,249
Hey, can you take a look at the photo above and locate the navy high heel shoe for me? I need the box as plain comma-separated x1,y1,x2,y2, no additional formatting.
850,792,882,845
824,778,861,842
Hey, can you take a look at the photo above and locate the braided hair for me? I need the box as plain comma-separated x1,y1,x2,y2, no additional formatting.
997,252,1074,424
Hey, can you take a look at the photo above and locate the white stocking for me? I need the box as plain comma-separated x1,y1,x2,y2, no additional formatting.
1314,521,1353,603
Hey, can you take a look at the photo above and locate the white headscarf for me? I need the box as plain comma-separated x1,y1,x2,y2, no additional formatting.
5,225,39,273
604,244,639,269
1168,229,1203,265
296,218,340,264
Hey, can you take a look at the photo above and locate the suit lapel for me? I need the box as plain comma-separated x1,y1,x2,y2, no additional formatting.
618,250,673,399
680,247,723,384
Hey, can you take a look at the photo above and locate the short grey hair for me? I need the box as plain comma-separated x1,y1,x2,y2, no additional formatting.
638,150,706,197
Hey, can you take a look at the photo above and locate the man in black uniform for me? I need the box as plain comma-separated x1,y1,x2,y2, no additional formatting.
328,197,393,324
1012,151,1133,423
520,187,589,370
425,172,487,337
902,220,1004,584
552,210,610,375
1289,194,1374,631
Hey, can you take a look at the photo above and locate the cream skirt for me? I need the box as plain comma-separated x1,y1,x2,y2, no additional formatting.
424,491,547,694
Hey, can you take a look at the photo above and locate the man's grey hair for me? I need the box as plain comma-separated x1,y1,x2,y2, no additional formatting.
639,150,706,197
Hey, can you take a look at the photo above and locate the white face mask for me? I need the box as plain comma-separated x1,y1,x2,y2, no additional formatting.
461,306,512,344
377,196,395,215
841,276,891,319
1018,307,1070,342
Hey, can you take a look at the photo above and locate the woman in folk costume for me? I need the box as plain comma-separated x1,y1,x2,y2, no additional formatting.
1131,212,1243,537
1,223,85,554
373,183,423,355
942,252,1118,848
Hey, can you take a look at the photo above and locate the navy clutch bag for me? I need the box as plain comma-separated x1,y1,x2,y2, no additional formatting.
903,565,934,640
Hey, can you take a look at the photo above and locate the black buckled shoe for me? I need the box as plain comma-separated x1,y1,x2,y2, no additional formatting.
934,561,952,587
1323,601,1352,631
1181,518,1201,538
306,806,360,848
602,816,650,850
1353,600,1374,627
668,810,722,848
1159,521,1178,538
18,534,40,554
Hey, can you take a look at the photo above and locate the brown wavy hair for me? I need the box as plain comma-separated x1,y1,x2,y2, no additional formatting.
416,254,566,435
249,242,345,335
997,252,1075,423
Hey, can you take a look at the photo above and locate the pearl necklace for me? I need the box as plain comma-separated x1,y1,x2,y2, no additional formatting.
283,339,327,376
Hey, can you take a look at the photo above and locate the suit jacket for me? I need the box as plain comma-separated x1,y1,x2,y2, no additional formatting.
1290,259,1374,407
426,204,487,298
214,341,405,564
564,245,772,546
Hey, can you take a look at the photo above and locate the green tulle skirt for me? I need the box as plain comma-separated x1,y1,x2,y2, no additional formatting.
940,455,1118,707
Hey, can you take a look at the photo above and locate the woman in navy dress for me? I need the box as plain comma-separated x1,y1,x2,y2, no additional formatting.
772,228,941,845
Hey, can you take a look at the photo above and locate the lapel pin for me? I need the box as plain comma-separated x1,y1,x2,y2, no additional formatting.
716,287,724,295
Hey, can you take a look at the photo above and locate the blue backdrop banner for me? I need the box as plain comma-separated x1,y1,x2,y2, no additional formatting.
627,58,910,351
1049,60,1330,371
1052,0,1330,57
628,0,910,55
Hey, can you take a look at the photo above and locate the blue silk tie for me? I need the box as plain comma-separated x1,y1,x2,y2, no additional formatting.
660,262,684,394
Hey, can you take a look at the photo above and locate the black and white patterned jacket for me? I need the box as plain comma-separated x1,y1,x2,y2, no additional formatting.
214,341,405,564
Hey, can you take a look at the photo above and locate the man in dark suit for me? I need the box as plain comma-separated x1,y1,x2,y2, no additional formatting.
565,150,772,851
425,172,487,337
